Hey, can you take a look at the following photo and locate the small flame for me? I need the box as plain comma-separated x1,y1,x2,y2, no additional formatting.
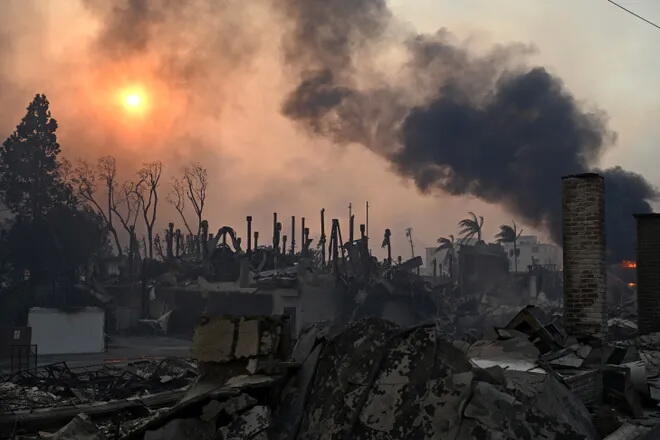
621,260,637,269
628,282,637,288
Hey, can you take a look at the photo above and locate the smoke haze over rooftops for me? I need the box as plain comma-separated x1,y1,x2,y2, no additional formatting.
0,0,657,261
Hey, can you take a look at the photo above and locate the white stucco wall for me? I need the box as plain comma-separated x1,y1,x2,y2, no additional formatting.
28,307,105,355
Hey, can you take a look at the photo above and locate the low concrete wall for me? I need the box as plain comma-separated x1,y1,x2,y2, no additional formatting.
28,307,105,355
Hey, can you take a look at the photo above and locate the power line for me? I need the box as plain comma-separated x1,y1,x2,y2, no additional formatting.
606,0,660,31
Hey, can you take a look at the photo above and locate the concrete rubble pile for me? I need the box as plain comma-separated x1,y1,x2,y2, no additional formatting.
6,309,660,439
275,317,598,440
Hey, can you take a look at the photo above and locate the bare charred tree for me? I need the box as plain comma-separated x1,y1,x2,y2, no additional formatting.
135,161,162,259
112,180,142,266
167,177,194,236
72,159,123,256
97,156,122,255
112,181,141,238
183,163,208,238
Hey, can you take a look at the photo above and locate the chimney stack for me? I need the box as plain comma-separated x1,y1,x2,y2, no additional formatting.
201,220,209,259
635,213,660,335
562,173,607,341
273,213,278,253
291,216,296,255
349,215,355,242
303,227,310,253
384,229,392,264
254,231,259,249
276,222,282,254
166,223,174,259
246,216,253,252
320,208,326,265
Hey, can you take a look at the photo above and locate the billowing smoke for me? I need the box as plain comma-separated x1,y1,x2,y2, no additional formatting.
281,0,657,261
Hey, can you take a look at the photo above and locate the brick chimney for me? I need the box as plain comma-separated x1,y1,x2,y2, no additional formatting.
635,213,660,335
562,173,607,341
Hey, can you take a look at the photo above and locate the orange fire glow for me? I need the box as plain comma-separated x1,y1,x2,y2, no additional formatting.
621,260,637,269
628,282,637,288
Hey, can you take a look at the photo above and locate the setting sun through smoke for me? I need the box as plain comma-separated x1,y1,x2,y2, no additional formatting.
118,86,149,116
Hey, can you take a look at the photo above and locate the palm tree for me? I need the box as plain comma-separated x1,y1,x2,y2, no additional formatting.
436,234,456,279
458,212,484,244
495,221,524,272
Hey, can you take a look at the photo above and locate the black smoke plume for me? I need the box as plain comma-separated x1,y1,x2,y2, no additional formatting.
281,0,657,261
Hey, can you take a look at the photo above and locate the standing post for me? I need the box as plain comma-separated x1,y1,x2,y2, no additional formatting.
201,220,209,259
384,229,392,264
331,219,339,273
320,208,326,265
246,216,253,253
303,227,310,254
366,201,369,246
166,223,174,259
349,215,355,242
348,203,352,229
273,212,278,254
276,222,282,254
291,216,296,255
301,217,306,253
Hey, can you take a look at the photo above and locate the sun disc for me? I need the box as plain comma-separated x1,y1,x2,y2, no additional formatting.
125,93,141,108
119,86,149,115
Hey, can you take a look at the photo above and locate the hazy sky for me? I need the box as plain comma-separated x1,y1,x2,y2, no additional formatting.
0,0,658,260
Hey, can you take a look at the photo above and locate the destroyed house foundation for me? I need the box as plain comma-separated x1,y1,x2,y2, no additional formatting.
636,213,660,335
562,173,607,341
